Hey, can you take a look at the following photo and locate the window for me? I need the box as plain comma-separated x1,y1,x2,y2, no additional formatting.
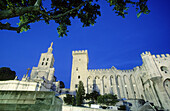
75,84,78,88
46,62,48,65
79,59,81,61
47,58,49,61
160,66,168,73
76,67,78,71
43,58,45,61
78,75,80,79
42,62,44,65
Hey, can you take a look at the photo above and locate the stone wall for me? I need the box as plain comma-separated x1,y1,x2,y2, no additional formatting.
0,91,62,111
70,50,170,110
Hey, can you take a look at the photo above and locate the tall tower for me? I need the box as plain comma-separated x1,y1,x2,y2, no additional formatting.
30,42,55,82
70,50,89,92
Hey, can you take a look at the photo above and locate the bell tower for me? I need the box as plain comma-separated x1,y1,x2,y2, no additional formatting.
30,42,55,82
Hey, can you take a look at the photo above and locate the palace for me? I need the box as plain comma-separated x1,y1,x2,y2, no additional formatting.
70,50,170,110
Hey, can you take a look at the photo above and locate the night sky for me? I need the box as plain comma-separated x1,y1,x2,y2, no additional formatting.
0,0,170,88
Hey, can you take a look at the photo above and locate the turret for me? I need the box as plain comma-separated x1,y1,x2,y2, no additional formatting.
141,51,161,77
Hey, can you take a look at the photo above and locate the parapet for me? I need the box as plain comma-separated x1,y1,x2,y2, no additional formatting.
152,54,170,59
88,68,113,73
141,51,151,57
72,50,88,55
141,51,170,59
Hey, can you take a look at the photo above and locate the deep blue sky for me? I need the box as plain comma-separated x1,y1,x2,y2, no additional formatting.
0,0,170,88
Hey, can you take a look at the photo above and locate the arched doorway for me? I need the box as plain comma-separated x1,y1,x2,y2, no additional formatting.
163,79,170,98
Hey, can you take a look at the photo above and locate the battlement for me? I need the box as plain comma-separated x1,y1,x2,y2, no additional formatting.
141,51,151,57
141,51,170,59
152,54,170,58
88,68,114,73
72,50,88,55
120,69,134,73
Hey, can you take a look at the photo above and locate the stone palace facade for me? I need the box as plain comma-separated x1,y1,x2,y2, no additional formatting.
70,50,170,110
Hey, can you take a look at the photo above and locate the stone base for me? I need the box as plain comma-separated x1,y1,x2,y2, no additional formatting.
0,91,62,111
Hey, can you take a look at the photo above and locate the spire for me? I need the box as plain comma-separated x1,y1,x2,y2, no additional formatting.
47,42,53,53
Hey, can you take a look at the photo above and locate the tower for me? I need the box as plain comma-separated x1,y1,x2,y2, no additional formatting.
30,42,55,83
70,50,89,92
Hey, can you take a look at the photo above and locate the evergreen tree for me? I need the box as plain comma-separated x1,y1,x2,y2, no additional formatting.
76,81,85,106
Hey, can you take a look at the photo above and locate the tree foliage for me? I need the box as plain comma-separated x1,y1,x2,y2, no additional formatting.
0,67,16,81
97,94,118,106
0,0,150,37
64,94,76,105
85,90,100,103
76,81,85,106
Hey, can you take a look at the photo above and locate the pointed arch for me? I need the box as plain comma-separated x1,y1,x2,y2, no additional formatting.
94,76,101,93
87,76,93,93
102,75,108,94
117,75,124,98
123,75,133,99
130,75,140,99
163,78,170,98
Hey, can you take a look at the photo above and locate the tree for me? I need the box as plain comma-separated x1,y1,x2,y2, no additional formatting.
0,0,150,37
0,67,16,81
85,90,100,103
97,94,118,106
64,94,76,105
76,81,85,106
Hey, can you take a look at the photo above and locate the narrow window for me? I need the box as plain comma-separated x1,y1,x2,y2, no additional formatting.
78,75,80,79
43,58,45,61
46,62,48,65
76,67,78,71
47,58,49,61
75,84,78,88
42,62,44,65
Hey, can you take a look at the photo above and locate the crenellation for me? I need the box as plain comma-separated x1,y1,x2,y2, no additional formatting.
72,50,88,55
141,51,151,57
161,54,165,57
156,55,161,58
152,55,156,58
166,54,169,57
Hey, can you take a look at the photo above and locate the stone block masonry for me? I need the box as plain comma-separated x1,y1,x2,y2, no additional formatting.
0,91,62,111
